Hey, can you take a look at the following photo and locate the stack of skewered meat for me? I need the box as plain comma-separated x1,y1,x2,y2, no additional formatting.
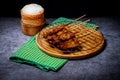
43,24,82,52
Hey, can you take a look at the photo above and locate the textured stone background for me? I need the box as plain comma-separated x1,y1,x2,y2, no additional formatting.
0,17,120,80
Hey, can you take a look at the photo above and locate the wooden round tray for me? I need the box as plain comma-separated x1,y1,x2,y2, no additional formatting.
36,24,104,59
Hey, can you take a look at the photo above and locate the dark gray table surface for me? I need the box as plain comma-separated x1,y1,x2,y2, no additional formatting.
0,17,120,80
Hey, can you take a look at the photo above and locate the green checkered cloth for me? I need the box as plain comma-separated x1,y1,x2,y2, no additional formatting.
10,17,98,72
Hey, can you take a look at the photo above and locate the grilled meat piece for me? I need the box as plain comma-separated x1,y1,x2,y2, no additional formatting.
57,38,81,51
46,27,75,44
57,28,75,40
44,25,82,52
43,25,64,38
46,34,59,44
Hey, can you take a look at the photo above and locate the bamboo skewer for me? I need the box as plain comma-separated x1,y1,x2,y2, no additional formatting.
65,14,89,27
67,14,87,25
84,19,90,23
75,14,86,21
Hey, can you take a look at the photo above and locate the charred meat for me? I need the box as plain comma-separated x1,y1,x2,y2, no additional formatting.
43,25,82,52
